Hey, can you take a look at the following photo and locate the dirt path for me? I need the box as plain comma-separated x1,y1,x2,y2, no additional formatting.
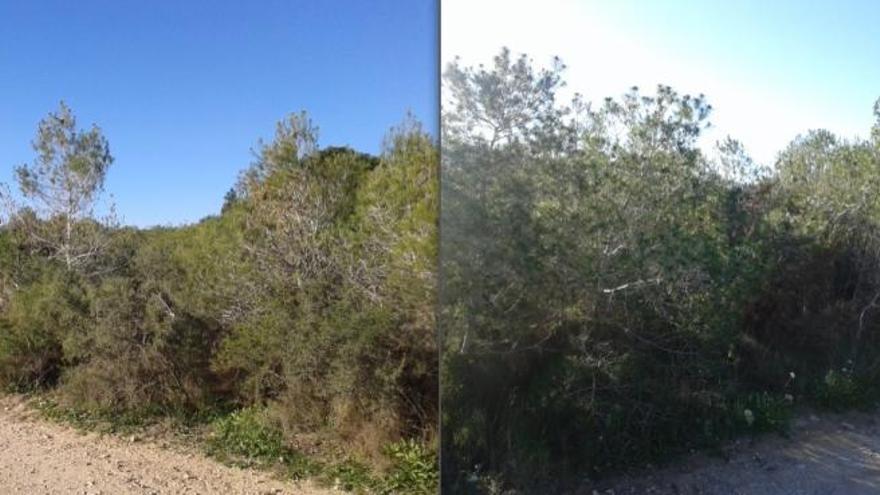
0,396,337,495
6,393,879,495
590,409,880,494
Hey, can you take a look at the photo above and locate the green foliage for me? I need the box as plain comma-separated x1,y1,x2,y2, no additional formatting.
313,439,439,495
815,368,876,411
0,269,87,391
207,406,289,463
441,49,880,492
0,105,437,490
322,460,376,492
214,115,438,458
376,439,439,495
734,392,793,434
207,406,438,493
56,235,225,415
34,396,150,434
7,102,116,274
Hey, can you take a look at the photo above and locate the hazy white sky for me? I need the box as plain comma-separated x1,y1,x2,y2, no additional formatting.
441,0,880,166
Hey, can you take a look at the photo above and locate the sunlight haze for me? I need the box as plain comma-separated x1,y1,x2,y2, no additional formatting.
442,0,879,167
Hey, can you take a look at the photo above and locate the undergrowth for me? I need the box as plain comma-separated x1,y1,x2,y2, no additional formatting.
34,396,153,435
29,395,437,494
814,367,880,411
207,406,438,494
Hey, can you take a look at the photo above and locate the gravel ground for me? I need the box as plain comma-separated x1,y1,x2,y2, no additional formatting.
587,409,880,495
0,395,337,495
5,392,878,495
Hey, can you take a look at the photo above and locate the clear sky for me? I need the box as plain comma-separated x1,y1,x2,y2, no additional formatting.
442,0,880,167
1,0,437,228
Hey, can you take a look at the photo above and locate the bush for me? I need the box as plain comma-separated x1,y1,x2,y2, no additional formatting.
440,50,880,491
0,108,438,488
0,270,87,391
377,439,439,495
322,460,376,492
815,368,874,411
208,406,289,463
57,270,221,415
734,392,792,434
215,121,438,461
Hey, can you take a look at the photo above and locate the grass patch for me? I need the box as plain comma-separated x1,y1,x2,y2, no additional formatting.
33,396,153,435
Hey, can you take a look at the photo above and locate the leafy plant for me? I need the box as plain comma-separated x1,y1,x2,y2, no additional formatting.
815,368,874,411
377,439,438,494
207,407,288,463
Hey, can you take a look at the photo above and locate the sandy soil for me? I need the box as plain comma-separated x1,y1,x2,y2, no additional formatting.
6,392,880,495
0,396,337,495
588,409,880,495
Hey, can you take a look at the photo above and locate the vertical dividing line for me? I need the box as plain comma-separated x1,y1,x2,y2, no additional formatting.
435,0,443,493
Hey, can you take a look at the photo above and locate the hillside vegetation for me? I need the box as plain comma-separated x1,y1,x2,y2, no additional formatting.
440,48,880,492
0,104,437,493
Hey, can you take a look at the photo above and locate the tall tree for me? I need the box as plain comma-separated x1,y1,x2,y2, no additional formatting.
442,47,574,154
8,102,115,272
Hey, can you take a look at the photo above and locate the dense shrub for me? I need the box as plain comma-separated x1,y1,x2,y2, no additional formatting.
212,116,438,462
58,272,223,414
0,105,438,488
0,269,87,390
441,49,880,491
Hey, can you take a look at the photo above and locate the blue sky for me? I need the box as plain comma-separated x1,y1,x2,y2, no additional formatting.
1,0,437,227
443,0,880,168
